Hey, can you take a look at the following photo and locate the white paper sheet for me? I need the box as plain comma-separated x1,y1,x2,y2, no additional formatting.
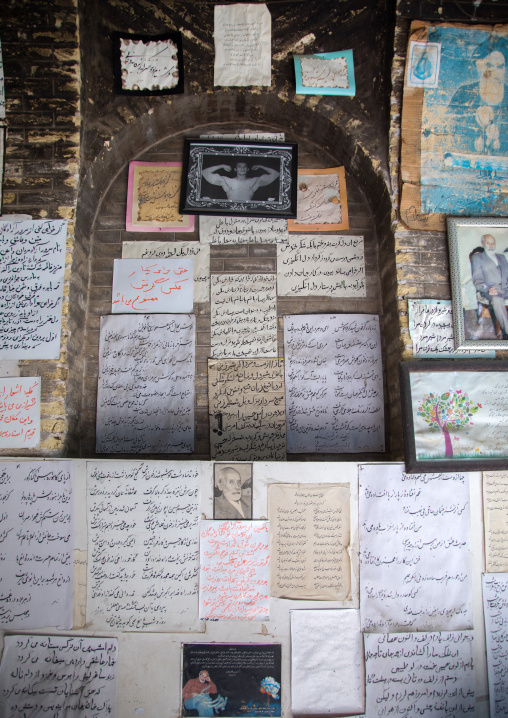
0,635,118,718
277,234,365,296
208,358,286,460
0,377,40,448
0,461,72,629
291,609,364,716
211,274,277,358
483,471,508,572
96,314,195,453
199,215,288,244
482,573,508,716
0,219,67,359
119,35,179,91
301,56,349,89
359,463,473,632
364,632,475,717
284,314,384,453
111,257,193,313
86,460,201,631
202,132,284,142
199,520,269,620
292,171,344,226
122,241,210,303
408,299,494,357
214,3,271,87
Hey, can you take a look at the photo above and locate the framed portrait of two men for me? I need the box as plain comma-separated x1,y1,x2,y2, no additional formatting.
448,216,508,350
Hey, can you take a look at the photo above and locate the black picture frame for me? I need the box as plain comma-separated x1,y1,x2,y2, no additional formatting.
180,139,298,218
113,32,184,95
400,359,508,474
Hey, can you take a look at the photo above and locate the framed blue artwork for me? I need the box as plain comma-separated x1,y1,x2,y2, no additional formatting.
293,50,355,96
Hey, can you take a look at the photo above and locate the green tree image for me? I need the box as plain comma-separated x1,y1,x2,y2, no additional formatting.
417,390,481,458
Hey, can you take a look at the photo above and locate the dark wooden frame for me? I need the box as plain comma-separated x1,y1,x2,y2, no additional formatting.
400,360,508,473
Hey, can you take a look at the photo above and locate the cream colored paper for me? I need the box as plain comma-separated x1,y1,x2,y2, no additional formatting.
484,471,508,572
123,240,210,303
291,609,364,716
211,273,277,358
277,234,365,296
268,482,350,600
119,36,179,91
483,573,508,716
208,358,286,461
288,168,348,231
199,215,288,244
214,4,271,87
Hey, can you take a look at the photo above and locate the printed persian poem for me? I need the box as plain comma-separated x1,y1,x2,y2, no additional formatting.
214,3,271,87
0,377,40,449
123,240,209,303
0,461,72,630
289,168,348,231
277,234,365,297
120,36,179,91
364,632,475,717
211,274,277,359
199,215,288,244
483,471,508,572
0,220,67,359
301,56,349,88
359,463,473,632
199,520,269,620
482,574,508,716
126,162,193,231
96,314,195,453
268,483,350,600
284,314,384,453
291,610,364,716
111,258,193,313
0,636,118,717
208,358,286,461
86,461,201,632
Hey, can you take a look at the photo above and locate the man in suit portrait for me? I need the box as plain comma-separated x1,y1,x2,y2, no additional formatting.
471,233,508,338
214,465,252,520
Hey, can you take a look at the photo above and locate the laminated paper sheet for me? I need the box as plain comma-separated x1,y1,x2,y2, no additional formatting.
483,471,508,572
0,461,72,630
208,358,286,461
284,314,384,453
199,520,269,620
482,573,508,716
288,168,348,232
277,234,365,297
364,632,475,717
268,482,350,601
0,635,118,718
211,274,277,359
214,3,271,87
0,219,67,359
359,463,473,632
86,461,201,632
0,377,40,448
111,257,193,313
96,314,195,453
199,215,288,244
122,240,209,303
291,609,364,716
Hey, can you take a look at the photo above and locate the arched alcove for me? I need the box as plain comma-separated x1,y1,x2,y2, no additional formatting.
68,92,401,459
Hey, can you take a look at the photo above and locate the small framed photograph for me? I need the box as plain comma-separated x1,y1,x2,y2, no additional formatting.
448,216,508,349
213,462,253,520
294,50,355,96
180,139,298,218
400,360,508,473
113,32,184,95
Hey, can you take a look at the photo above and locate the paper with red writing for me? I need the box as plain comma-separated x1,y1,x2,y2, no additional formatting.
0,377,40,448
111,258,193,313
199,520,269,620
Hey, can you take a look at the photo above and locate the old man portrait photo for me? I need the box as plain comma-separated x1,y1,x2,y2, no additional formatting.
213,463,253,520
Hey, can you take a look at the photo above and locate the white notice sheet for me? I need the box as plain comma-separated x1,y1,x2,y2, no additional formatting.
111,258,193,313
86,461,201,631
214,3,271,87
0,461,72,630
359,463,473,632
482,573,508,717
0,377,41,448
199,215,288,244
96,314,195,453
0,635,118,718
284,314,384,453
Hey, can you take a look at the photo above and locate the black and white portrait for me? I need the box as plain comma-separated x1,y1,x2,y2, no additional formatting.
213,463,253,520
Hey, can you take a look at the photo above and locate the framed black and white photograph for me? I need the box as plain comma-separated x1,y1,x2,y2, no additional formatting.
448,216,508,349
180,139,298,218
113,32,184,95
213,462,253,520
